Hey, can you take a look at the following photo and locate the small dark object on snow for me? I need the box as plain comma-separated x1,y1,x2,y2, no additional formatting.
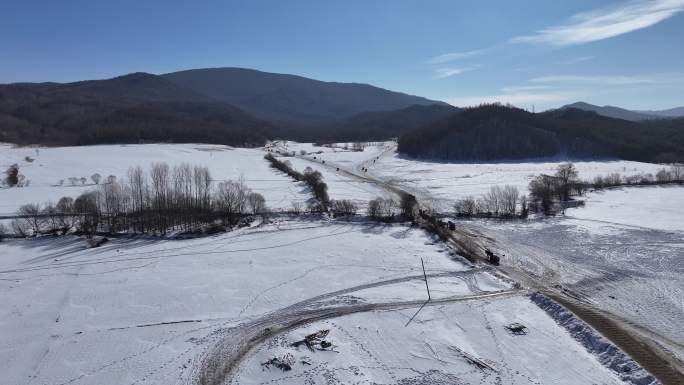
448,221,456,230
505,322,527,335
87,236,108,248
291,329,331,351
485,248,500,265
261,353,295,371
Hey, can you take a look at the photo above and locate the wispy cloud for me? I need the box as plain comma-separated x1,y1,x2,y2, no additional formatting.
512,0,684,46
530,74,659,86
433,66,481,79
427,49,487,64
560,56,595,65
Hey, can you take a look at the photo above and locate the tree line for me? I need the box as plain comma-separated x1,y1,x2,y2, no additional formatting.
453,186,528,219
264,153,331,212
9,162,267,237
528,163,684,214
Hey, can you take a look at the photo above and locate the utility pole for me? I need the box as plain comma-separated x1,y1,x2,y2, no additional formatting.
421,257,431,301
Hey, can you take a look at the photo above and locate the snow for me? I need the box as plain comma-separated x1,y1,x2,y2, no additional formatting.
280,155,394,209
0,141,671,384
566,185,684,233
235,294,625,385
0,143,309,214
368,150,665,211
0,219,630,385
531,293,656,385
0,220,467,384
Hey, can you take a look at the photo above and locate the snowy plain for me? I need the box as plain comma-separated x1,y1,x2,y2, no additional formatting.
366,146,666,212
0,219,633,385
1,141,676,384
0,143,310,214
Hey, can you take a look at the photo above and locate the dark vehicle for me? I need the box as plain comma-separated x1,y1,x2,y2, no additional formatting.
485,248,500,265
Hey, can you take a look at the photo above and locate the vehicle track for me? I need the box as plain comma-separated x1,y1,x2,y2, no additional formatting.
276,143,684,383
194,289,518,385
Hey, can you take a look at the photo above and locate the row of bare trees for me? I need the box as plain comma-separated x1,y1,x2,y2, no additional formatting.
454,185,527,218
529,163,684,214
10,162,267,237
264,153,330,211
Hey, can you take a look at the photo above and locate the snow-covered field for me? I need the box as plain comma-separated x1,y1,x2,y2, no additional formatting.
567,185,684,232
0,143,310,214
0,219,635,385
2,141,678,384
368,150,665,212
475,185,684,364
236,295,626,385
280,156,394,209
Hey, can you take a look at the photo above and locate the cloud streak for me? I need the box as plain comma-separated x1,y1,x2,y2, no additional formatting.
433,66,481,79
529,74,677,86
427,49,487,64
512,0,684,46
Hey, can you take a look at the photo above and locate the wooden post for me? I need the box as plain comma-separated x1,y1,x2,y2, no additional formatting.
421,257,431,301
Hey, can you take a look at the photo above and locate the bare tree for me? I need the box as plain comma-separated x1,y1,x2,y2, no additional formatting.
91,173,102,185
454,196,477,216
291,201,303,215
11,219,28,237
4,164,19,187
529,174,556,214
331,199,358,216
672,164,684,181
18,203,42,235
399,193,418,219
500,185,519,215
555,163,578,202
55,196,76,233
74,191,100,236
247,192,266,215
656,168,672,183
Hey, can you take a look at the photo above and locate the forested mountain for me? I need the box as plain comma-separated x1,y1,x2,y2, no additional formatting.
301,104,460,143
0,68,448,146
398,104,684,163
0,73,274,146
162,67,446,125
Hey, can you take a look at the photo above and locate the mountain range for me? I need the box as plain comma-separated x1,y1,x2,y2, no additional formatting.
0,68,446,146
560,101,684,121
1,67,682,163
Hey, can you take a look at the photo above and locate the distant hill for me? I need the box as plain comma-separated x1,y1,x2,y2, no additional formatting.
311,104,460,143
398,104,684,163
0,73,273,146
162,67,446,125
637,106,684,118
560,102,658,121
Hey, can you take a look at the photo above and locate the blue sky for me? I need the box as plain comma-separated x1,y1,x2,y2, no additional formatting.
2,0,683,110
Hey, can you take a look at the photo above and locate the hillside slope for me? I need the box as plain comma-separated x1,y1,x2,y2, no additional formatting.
398,104,684,163
561,102,657,121
0,73,273,146
162,67,446,125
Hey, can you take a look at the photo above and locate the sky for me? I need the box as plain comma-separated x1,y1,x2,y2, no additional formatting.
1,0,683,110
